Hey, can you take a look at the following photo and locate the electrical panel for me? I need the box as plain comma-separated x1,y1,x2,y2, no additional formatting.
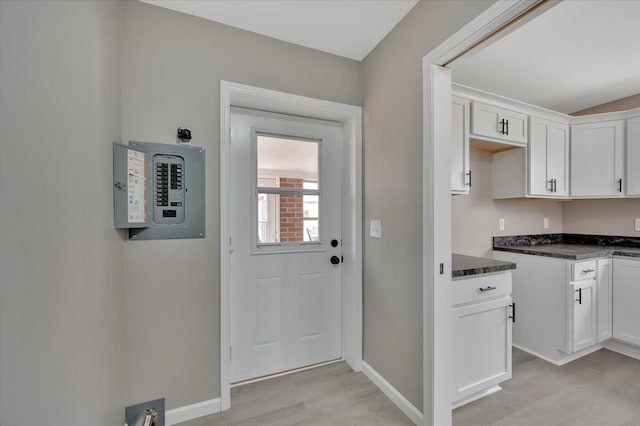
113,141,205,240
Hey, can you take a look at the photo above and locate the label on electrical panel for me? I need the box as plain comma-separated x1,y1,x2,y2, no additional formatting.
127,149,147,223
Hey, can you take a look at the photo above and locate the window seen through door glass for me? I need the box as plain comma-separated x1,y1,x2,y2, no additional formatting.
256,135,321,244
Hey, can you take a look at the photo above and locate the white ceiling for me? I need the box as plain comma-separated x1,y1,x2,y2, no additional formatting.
452,0,640,114
258,136,318,176
138,0,418,61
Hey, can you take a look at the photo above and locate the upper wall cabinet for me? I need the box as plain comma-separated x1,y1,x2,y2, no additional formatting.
451,97,471,194
571,120,625,197
529,117,570,197
626,111,640,196
471,101,528,145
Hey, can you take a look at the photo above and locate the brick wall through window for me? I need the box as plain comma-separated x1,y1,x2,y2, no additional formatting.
279,177,303,242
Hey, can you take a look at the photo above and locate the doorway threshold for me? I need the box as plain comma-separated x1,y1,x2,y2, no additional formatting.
231,358,343,387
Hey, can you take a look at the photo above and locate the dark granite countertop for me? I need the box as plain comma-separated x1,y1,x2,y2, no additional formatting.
452,253,516,278
493,244,640,260
493,234,640,260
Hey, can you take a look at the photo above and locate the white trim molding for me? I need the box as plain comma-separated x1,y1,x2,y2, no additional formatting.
362,361,423,425
219,80,363,412
165,398,221,425
422,1,552,425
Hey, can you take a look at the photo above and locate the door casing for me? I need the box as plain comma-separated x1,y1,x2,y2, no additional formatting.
422,1,557,425
219,81,363,411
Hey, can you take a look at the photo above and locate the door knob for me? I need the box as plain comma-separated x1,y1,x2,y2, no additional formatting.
331,239,339,247
330,256,341,265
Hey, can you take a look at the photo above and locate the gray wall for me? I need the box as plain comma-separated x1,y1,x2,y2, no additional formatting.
121,0,362,409
563,199,640,236
452,151,563,257
572,93,640,116
361,0,495,410
0,1,125,425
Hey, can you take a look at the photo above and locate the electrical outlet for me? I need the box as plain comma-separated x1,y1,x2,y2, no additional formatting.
635,218,640,232
499,218,505,231
544,217,549,229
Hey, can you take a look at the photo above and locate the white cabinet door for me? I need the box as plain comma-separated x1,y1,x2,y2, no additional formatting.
451,97,470,194
471,101,528,145
627,114,640,196
596,259,612,343
571,120,625,197
569,279,597,353
529,117,569,196
613,258,640,346
452,297,512,402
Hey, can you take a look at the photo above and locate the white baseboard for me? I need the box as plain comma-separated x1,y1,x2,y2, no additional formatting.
361,361,423,425
512,343,602,366
602,339,640,361
452,385,502,410
165,398,221,425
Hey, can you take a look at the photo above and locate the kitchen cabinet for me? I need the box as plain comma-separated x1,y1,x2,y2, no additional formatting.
492,252,613,364
529,117,569,197
471,101,528,145
571,120,625,197
613,258,640,346
626,112,640,196
569,276,597,353
451,97,471,194
451,272,513,405
597,258,613,343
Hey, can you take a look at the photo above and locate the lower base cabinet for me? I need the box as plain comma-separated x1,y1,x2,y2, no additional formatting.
613,258,640,346
452,272,513,405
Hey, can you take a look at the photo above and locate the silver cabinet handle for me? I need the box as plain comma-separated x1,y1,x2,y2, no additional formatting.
582,269,595,273
479,286,497,292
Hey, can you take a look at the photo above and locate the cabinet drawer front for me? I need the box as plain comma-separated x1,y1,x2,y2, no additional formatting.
572,260,596,281
453,272,512,305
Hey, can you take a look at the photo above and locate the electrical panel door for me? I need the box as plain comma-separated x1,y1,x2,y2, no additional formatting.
113,141,205,240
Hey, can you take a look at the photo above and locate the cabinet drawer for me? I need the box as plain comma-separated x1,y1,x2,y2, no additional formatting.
452,272,512,306
572,260,596,281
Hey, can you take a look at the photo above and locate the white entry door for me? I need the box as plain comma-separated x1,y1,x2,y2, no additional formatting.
230,107,343,383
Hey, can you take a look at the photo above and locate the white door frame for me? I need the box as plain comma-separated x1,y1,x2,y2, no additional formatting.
220,80,363,411
421,1,553,425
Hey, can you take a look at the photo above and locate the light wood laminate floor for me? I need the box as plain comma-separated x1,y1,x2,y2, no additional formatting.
454,348,640,426
177,361,413,426
178,348,639,426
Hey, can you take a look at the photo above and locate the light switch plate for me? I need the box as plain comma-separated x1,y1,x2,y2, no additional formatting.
499,218,505,231
544,217,549,229
370,220,382,238
635,218,640,232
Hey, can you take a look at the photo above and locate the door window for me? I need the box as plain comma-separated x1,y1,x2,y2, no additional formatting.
254,133,322,249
